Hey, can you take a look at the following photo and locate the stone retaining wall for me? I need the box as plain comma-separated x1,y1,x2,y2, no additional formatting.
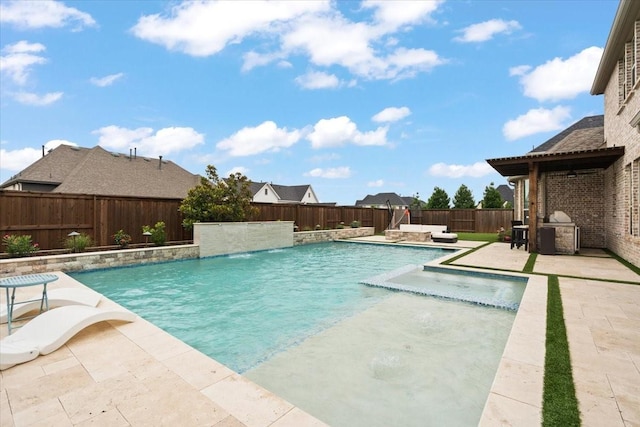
384,230,431,242
294,227,375,245
0,245,200,276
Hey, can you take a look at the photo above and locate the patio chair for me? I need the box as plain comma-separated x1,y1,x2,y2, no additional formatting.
1,288,101,324
0,305,136,370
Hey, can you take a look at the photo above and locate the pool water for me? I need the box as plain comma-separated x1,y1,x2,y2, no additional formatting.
71,242,449,372
70,242,524,426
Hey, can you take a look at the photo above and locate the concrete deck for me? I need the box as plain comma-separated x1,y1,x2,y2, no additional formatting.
1,241,639,426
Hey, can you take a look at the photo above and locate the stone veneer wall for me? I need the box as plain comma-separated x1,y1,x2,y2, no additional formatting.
1,224,377,276
543,170,606,248
194,221,294,257
602,40,640,268
293,227,375,245
0,245,200,276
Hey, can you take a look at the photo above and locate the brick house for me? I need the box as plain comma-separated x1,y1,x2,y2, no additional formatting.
486,0,639,266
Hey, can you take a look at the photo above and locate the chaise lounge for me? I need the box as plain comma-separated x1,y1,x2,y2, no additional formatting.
0,287,102,324
0,305,137,370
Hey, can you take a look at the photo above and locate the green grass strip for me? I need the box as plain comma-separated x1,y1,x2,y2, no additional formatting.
440,241,492,265
456,232,499,242
523,252,537,273
543,275,580,426
603,248,640,276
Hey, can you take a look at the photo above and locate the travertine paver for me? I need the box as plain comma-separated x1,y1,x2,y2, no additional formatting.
536,254,640,282
450,241,531,271
560,277,640,427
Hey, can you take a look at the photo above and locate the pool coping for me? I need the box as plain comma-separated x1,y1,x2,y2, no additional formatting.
1,242,545,426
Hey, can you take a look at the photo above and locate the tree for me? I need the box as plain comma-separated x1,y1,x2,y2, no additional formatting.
426,187,450,209
179,165,259,229
452,184,476,209
482,182,504,208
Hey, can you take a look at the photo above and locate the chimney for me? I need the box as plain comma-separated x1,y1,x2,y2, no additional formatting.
129,148,132,160
134,147,137,159
159,155,162,170
42,145,45,157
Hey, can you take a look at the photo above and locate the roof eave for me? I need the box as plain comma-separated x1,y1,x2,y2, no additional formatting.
487,146,625,177
591,0,640,95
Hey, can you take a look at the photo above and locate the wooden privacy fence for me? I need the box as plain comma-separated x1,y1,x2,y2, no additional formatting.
0,191,191,250
0,191,512,250
412,209,513,233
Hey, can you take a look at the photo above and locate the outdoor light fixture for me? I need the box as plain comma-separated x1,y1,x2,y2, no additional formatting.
68,231,80,253
567,170,577,178
143,231,152,246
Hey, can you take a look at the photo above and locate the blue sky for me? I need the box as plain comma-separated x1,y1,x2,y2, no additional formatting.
0,0,618,205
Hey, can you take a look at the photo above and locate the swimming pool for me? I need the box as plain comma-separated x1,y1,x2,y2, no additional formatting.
70,242,524,426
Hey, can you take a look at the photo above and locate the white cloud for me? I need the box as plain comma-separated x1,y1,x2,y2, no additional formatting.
13,91,63,106
0,41,47,85
0,147,41,172
367,179,384,187
93,125,205,157
454,19,521,43
372,106,411,123
503,106,571,141
428,162,495,178
515,46,603,102
90,73,124,87
0,0,96,30
362,0,442,30
133,0,446,82
131,1,328,57
509,65,531,77
295,71,340,89
307,116,388,148
226,166,249,176
216,121,301,157
45,140,77,151
0,140,76,172
304,166,351,179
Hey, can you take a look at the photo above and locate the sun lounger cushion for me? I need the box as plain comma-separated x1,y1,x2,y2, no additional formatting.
0,305,136,370
1,288,102,324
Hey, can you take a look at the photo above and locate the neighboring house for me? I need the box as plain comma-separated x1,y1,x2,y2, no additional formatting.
355,192,411,209
250,182,319,204
496,184,514,207
1,144,201,199
486,0,639,265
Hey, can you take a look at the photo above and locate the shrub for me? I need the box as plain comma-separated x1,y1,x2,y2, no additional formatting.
350,220,361,228
336,222,345,229
142,221,166,246
64,233,92,253
2,234,39,257
113,230,132,248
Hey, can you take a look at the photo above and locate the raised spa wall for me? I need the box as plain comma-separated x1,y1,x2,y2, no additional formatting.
1,222,375,275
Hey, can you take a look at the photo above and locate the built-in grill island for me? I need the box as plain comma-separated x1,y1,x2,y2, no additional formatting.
540,211,580,255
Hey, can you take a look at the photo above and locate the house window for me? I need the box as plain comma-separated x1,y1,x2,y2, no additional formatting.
631,157,640,236
264,189,268,196
619,59,627,105
627,164,633,235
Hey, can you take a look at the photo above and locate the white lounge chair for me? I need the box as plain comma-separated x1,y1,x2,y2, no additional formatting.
0,305,137,370
0,288,102,324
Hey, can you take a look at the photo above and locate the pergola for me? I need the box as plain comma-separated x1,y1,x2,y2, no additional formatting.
486,146,625,252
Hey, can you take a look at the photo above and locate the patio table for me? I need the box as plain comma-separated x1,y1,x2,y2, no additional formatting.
0,273,59,334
